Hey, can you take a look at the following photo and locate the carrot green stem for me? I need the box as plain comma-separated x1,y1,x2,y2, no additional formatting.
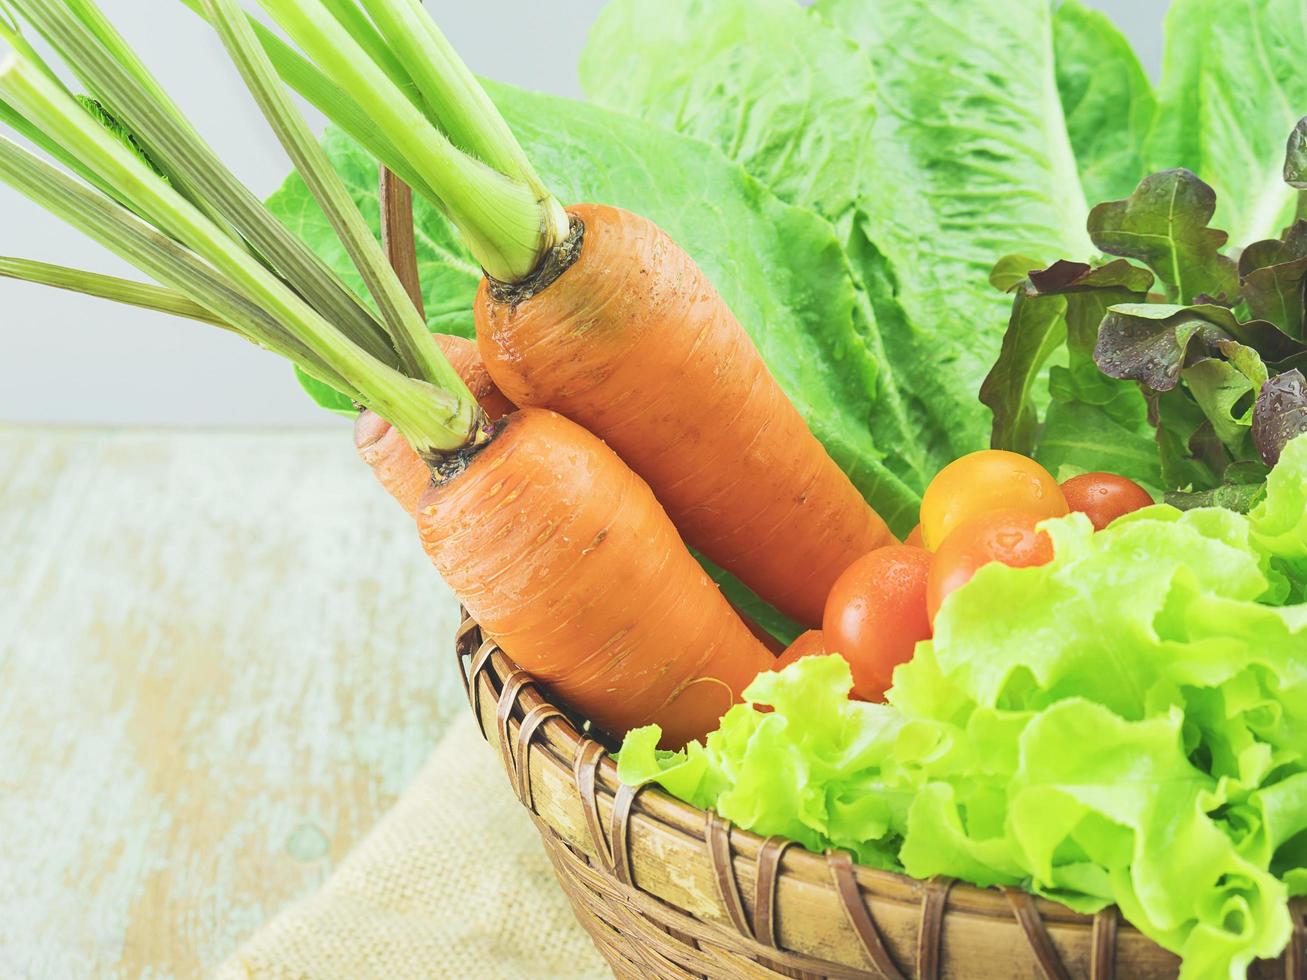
0,256,224,326
175,0,437,202
258,0,561,282
0,40,475,453
316,0,420,108
0,134,353,393
8,0,400,370
204,0,466,398
357,0,562,218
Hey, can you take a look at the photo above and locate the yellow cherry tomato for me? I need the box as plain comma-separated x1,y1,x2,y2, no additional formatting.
919,450,1068,551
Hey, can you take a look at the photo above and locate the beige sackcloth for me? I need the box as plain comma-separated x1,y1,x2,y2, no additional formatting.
216,715,610,980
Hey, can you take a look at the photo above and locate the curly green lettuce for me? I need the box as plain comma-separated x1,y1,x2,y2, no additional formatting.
620,436,1307,979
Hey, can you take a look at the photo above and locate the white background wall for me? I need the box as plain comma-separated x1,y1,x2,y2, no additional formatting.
0,1,1166,427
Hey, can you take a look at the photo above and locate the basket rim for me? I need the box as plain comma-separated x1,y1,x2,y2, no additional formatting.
457,610,1304,979
454,612,1156,929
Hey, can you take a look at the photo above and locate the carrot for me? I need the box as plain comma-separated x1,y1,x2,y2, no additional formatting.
0,0,779,748
188,0,895,624
357,410,787,661
416,408,774,748
775,629,826,670
476,204,896,627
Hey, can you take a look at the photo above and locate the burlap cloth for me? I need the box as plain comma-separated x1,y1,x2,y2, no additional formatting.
216,714,610,979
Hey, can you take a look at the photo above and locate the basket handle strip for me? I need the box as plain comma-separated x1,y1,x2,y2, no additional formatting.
466,637,499,740
1289,897,1306,980
915,876,954,980
1003,887,1073,980
609,781,640,887
1090,906,1118,980
494,668,536,789
827,850,907,980
706,810,752,939
754,836,796,949
511,703,564,810
453,612,480,703
378,167,426,318
573,738,616,872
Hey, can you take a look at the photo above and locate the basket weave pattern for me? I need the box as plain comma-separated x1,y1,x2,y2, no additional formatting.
454,612,1304,980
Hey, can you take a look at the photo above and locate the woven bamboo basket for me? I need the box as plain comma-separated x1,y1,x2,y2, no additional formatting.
375,169,1305,979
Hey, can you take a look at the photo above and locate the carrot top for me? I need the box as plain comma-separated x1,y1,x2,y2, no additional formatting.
0,0,542,459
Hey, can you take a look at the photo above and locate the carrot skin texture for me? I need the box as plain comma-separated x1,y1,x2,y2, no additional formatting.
356,408,787,650
476,204,894,627
355,334,513,515
416,408,774,748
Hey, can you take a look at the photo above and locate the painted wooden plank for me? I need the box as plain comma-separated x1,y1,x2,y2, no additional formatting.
0,426,466,977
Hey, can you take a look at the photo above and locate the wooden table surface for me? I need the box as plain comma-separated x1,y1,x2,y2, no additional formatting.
0,426,466,978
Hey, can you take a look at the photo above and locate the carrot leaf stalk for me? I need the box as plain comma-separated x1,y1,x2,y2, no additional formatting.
5,0,400,368
204,0,458,394
0,256,224,325
257,0,569,282
175,0,436,203
0,31,479,456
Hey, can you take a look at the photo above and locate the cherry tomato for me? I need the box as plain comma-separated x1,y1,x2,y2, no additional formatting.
927,510,1054,623
1061,472,1154,531
904,524,927,549
774,629,825,670
919,450,1067,551
822,546,933,702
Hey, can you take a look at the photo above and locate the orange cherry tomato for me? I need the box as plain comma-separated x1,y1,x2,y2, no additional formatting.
822,546,933,702
1061,472,1154,531
774,629,826,670
919,450,1067,551
904,524,927,549
927,510,1054,623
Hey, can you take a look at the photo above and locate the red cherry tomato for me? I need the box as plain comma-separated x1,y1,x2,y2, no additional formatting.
822,546,933,702
927,510,1054,623
774,629,825,670
919,450,1067,550
904,524,927,549
1061,472,1154,531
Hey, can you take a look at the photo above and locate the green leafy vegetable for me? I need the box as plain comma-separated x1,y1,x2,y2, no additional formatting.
622,438,1307,978
268,87,923,532
1051,0,1157,204
1147,0,1307,247
982,259,1152,458
1286,117,1307,190
1086,169,1238,303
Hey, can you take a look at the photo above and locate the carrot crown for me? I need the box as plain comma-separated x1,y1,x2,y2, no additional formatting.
0,0,560,457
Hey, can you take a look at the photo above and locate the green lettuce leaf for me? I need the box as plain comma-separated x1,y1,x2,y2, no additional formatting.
1147,0,1307,247
1051,0,1157,205
983,259,1152,457
622,454,1307,976
268,87,922,532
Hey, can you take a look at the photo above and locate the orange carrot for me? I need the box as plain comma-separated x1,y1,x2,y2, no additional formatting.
358,409,788,660
774,629,826,670
415,407,774,748
477,204,895,627
356,334,512,514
